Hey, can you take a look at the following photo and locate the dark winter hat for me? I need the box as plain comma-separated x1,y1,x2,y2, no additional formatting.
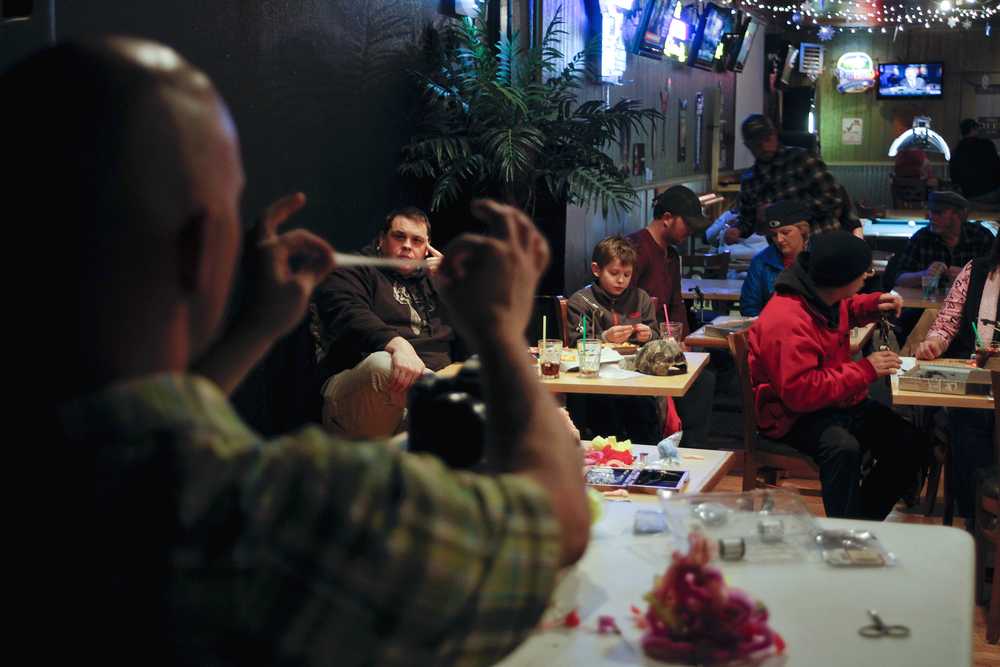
741,114,777,145
807,231,873,287
927,190,969,212
763,200,811,232
653,185,710,233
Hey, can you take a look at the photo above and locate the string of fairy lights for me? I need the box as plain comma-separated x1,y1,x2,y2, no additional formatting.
725,0,998,38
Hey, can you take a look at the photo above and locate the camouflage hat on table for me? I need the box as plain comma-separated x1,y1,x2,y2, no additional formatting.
635,338,687,376
927,190,969,212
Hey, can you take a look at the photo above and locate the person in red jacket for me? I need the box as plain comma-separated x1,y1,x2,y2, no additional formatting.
748,231,927,519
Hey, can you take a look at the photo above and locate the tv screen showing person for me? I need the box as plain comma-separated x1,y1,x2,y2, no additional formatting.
877,63,943,98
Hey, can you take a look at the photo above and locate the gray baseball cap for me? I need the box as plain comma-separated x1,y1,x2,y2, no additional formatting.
927,190,969,212
652,185,710,233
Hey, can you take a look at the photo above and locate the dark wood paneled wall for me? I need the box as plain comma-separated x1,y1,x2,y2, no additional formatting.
816,29,1000,164
52,0,441,253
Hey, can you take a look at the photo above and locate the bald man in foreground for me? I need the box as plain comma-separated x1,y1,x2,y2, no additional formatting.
7,38,588,666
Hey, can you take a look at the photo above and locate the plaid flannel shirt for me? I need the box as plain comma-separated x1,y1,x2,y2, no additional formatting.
889,222,994,287
71,374,561,667
731,146,860,238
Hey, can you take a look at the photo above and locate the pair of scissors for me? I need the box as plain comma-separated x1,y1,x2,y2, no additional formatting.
858,609,910,638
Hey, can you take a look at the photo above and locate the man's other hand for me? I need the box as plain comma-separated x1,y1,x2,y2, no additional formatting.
426,244,444,275
248,192,335,338
925,261,947,278
385,337,426,394
437,200,549,346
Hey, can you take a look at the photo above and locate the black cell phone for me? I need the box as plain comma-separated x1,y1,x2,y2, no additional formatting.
585,467,688,494
633,469,688,489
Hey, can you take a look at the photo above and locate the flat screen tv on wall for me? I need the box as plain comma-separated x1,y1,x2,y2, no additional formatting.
662,3,690,61
687,2,732,70
632,0,680,59
877,62,943,99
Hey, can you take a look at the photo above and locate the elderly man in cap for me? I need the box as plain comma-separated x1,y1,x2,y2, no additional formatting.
724,114,861,245
890,190,995,289
740,200,812,317
748,231,926,519
626,185,717,448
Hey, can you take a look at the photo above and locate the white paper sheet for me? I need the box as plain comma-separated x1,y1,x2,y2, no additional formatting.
598,365,644,380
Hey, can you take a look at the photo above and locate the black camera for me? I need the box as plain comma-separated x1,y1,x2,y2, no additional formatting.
407,358,486,468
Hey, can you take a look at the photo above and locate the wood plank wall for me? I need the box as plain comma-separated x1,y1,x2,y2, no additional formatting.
542,0,747,292
815,28,1000,165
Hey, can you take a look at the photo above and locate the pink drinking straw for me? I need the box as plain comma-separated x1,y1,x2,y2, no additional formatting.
663,303,670,326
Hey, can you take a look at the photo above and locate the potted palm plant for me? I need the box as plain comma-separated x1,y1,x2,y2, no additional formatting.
399,3,660,219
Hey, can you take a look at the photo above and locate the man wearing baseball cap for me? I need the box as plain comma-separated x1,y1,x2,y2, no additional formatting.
748,231,928,519
724,114,861,245
627,185,716,448
890,190,994,290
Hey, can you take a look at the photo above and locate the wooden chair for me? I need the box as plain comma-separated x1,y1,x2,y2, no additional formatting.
728,330,821,494
527,295,568,346
974,369,1000,643
890,174,928,210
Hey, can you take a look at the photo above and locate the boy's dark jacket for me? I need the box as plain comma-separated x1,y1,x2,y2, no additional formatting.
566,282,659,346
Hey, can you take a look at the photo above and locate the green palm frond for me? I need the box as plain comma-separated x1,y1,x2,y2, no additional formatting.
399,1,659,215
566,167,640,217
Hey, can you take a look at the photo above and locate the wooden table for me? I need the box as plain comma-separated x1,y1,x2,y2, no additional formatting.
599,444,734,495
684,321,876,355
891,358,994,410
539,352,709,397
894,286,947,310
683,325,732,350
497,508,974,667
681,278,743,302
439,353,711,398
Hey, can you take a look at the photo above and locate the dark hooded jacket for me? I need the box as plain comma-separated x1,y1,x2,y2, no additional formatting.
313,242,455,380
747,253,883,438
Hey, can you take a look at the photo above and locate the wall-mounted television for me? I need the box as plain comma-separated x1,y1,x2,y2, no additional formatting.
633,0,679,59
688,3,733,70
730,18,759,72
662,0,691,61
877,62,943,99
